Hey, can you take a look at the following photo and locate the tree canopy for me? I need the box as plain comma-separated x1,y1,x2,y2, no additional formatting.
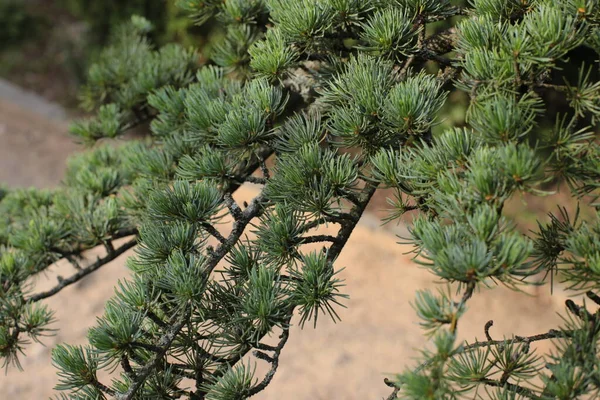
2,1,600,399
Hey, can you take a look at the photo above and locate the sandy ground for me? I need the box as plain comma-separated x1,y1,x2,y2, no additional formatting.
0,97,78,188
0,92,578,399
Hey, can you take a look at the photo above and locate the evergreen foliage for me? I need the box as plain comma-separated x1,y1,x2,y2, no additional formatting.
2,1,600,399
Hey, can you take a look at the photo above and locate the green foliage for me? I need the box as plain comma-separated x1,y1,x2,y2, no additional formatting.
359,7,417,57
72,16,198,141
249,28,299,81
3,1,600,399
146,180,223,224
291,251,347,328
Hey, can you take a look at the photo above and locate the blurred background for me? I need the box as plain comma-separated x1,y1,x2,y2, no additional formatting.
0,0,204,109
0,0,593,398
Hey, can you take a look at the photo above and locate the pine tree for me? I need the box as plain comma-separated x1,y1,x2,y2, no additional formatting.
2,1,600,398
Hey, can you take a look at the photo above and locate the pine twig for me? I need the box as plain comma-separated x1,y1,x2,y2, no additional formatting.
301,235,340,244
247,316,292,397
116,313,189,400
201,222,227,244
383,325,572,399
479,378,541,399
28,238,137,302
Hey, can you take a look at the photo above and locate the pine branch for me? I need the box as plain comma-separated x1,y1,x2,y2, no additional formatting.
384,377,401,400
223,192,243,221
450,282,477,334
327,182,378,259
121,355,137,379
247,317,292,397
146,310,168,328
462,329,572,352
384,327,574,399
258,154,271,180
93,379,116,397
203,182,377,397
11,2,600,398
201,222,227,244
119,189,270,398
479,378,541,399
242,175,268,185
116,313,189,400
301,235,340,244
28,238,138,302
206,191,269,275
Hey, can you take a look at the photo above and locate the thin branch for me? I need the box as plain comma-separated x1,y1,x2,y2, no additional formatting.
130,341,163,353
566,298,594,321
420,50,453,66
244,176,268,185
384,328,573,399
116,313,189,400
64,254,83,270
587,291,600,306
93,379,116,397
384,378,401,400
146,310,168,329
255,343,278,352
227,174,268,185
460,282,476,304
485,320,494,342
41,228,138,275
322,210,358,225
300,217,330,232
461,329,571,353
340,190,362,207
300,235,340,244
326,182,378,261
247,318,292,397
28,238,137,302
121,355,137,379
206,191,268,275
479,378,541,399
535,82,569,92
201,222,227,244
104,240,115,256
258,154,271,180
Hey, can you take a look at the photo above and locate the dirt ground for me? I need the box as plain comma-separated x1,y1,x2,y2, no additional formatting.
0,95,580,399
0,97,78,188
